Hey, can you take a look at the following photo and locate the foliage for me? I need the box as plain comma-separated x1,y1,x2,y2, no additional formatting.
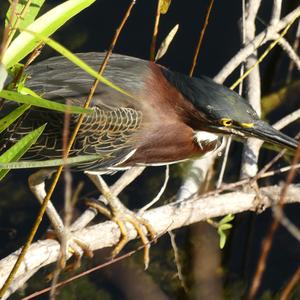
217,214,234,249
2,0,96,68
0,124,45,180
5,0,45,33
0,0,117,180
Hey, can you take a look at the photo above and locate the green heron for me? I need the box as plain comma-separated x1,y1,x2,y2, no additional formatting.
2,52,298,265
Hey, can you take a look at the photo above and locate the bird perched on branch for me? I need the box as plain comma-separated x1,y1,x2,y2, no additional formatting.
2,52,298,266
4,52,298,166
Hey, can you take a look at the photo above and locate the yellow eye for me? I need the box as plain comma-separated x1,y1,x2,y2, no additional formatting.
220,118,233,127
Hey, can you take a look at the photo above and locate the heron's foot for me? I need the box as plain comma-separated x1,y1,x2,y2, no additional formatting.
86,199,156,269
47,229,93,270
46,231,93,281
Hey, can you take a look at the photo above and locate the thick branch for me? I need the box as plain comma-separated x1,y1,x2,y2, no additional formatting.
0,184,299,299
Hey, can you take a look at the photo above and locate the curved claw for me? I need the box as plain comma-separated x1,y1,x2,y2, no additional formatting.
112,211,156,269
46,230,93,270
86,199,156,269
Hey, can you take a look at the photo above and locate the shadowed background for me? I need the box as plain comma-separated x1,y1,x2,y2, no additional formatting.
0,1,300,299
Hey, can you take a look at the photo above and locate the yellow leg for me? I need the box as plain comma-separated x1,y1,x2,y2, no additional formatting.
86,172,156,269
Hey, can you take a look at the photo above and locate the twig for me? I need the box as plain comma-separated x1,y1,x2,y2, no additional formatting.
0,0,18,63
203,163,300,199
275,34,300,71
49,101,72,299
273,108,300,130
260,163,300,179
215,7,300,83
22,236,163,300
189,0,215,76
6,0,33,48
272,206,300,242
139,165,169,214
247,143,300,300
11,42,45,89
150,0,162,61
230,7,298,91
216,136,232,188
280,266,300,300
255,148,287,180
287,20,300,82
169,231,188,293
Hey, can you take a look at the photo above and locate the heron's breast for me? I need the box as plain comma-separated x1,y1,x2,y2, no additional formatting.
121,122,221,166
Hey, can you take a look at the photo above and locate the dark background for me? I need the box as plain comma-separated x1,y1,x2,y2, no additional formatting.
1,1,300,299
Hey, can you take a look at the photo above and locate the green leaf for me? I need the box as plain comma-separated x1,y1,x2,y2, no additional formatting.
0,89,91,114
0,103,31,133
3,0,96,68
0,124,46,180
0,154,102,169
219,223,232,231
6,0,45,31
217,214,235,249
219,231,226,249
219,214,235,225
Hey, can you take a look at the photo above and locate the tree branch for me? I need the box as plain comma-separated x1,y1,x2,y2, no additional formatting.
1,184,300,299
214,6,300,83
240,0,262,178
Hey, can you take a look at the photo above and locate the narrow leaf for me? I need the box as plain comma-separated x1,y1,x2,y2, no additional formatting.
155,24,179,61
0,89,91,114
0,103,31,133
3,0,96,68
219,232,226,249
219,214,235,225
0,124,46,180
0,154,102,169
6,0,45,30
219,224,232,231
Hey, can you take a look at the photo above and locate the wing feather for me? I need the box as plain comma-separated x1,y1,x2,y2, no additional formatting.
1,105,142,171
1,53,151,171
